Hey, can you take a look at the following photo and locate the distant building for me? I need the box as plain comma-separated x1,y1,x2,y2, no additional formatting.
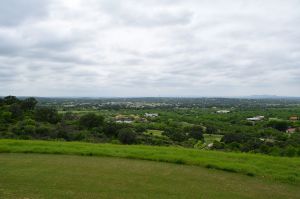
115,115,134,123
286,128,296,134
145,113,158,117
116,119,133,124
216,110,230,114
290,116,299,121
247,116,265,121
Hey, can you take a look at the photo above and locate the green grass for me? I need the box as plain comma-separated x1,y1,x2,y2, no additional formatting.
203,134,223,144
144,129,164,137
1,153,300,199
1,139,300,184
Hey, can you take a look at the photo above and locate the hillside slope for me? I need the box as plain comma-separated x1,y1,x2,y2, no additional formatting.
1,153,300,199
1,139,300,184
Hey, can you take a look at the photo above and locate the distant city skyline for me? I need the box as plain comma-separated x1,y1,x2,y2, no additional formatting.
1,0,300,97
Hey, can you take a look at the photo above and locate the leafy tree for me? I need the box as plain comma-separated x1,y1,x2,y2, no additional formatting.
35,126,51,138
79,113,104,129
63,112,78,121
267,120,289,131
73,131,88,141
185,125,204,140
134,124,147,133
212,140,225,149
284,146,297,157
221,132,252,144
1,111,12,123
206,125,218,134
21,97,38,111
3,96,20,105
35,107,60,124
0,98,4,106
163,127,187,142
117,128,137,144
103,122,120,137
9,104,23,119
55,123,69,140
24,125,36,135
259,144,270,154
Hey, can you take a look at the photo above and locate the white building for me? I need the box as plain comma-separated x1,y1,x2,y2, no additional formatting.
247,116,265,121
116,119,133,124
216,110,230,114
145,113,158,117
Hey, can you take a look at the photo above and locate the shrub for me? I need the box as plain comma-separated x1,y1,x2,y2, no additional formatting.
1,111,12,123
35,107,60,124
267,120,289,132
35,126,51,138
21,97,38,111
24,125,36,135
118,128,137,144
79,113,104,129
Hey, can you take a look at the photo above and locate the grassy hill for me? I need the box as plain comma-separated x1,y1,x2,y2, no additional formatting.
1,153,300,199
1,139,300,184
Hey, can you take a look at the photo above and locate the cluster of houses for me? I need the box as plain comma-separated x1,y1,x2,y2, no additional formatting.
245,115,300,134
115,113,159,124
286,116,299,134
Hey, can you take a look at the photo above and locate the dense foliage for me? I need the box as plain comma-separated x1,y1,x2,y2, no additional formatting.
0,96,300,157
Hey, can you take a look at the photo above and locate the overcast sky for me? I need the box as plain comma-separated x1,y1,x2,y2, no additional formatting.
0,0,299,97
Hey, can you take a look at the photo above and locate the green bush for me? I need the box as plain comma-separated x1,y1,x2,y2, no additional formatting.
79,113,104,129
35,107,60,124
118,128,137,144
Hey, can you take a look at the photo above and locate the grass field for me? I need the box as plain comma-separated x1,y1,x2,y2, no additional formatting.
1,139,300,185
1,153,300,199
144,129,165,137
203,134,223,144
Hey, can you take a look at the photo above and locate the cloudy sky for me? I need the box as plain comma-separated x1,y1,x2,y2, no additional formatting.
0,0,299,97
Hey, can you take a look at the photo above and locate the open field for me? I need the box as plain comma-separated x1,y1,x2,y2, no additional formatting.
1,139,300,184
1,153,300,199
203,134,223,144
144,129,164,137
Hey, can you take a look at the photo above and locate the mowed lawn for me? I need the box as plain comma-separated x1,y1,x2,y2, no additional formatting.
1,139,300,184
1,153,300,199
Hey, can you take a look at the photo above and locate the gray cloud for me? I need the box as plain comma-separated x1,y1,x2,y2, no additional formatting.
0,0,300,97
0,0,50,26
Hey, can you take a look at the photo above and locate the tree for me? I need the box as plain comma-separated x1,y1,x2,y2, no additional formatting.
267,120,289,132
35,107,60,124
1,111,12,123
212,140,225,149
185,125,204,140
206,125,218,134
4,96,20,105
0,98,4,106
35,125,51,138
63,112,77,121
103,122,120,137
79,113,104,129
117,128,137,144
134,124,147,133
9,103,23,119
21,97,38,111
163,127,187,142
221,132,252,144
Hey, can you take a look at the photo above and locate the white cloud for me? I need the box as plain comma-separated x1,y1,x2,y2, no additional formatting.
0,0,299,97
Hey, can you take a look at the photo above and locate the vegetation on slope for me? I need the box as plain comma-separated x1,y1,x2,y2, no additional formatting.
1,139,300,184
1,96,300,157
1,153,300,199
